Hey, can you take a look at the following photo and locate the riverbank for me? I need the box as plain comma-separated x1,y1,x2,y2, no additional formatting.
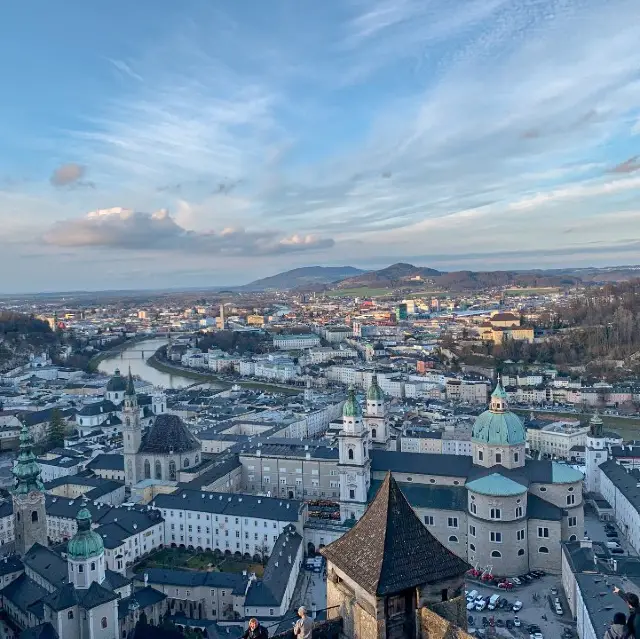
87,335,151,372
147,348,302,395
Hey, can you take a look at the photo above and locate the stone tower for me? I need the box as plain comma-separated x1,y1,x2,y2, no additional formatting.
12,423,47,555
364,374,389,449
322,472,470,639
338,386,371,522
585,411,607,494
122,369,141,488
67,507,106,588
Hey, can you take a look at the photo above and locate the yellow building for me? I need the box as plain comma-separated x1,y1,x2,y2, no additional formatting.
247,314,266,326
490,326,534,344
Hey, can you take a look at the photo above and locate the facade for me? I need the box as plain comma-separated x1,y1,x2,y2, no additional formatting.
272,334,320,350
526,420,590,459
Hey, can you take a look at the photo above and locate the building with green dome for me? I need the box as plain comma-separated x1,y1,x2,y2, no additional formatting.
364,374,390,450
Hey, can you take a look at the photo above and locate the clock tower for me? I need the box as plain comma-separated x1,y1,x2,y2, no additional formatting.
122,368,141,488
338,387,371,522
12,423,47,555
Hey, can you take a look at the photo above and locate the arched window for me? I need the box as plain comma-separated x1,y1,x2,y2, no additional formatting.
144,459,151,479
371,428,377,439
184,458,190,468
126,417,130,426
101,617,108,629
569,535,577,541
539,546,549,554
155,460,162,480
31,511,38,523
169,460,176,481
518,548,525,556
68,611,74,620
491,550,501,558
78,565,84,573
448,535,458,543
348,448,354,461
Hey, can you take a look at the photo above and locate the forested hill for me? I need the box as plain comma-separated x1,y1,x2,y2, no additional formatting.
0,312,57,371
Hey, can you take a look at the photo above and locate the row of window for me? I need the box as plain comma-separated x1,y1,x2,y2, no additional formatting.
247,465,321,475
469,547,551,557
476,451,520,464
469,505,523,519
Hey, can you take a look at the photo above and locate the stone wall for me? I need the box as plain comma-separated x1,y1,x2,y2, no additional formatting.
419,607,475,639
271,618,343,639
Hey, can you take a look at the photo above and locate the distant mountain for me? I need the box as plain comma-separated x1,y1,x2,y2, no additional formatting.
241,266,366,291
334,263,581,292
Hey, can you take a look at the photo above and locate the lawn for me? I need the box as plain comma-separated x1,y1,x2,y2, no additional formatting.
134,547,265,578
325,287,393,298
513,409,640,441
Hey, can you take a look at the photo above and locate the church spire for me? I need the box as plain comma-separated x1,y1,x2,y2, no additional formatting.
12,423,44,495
125,366,136,397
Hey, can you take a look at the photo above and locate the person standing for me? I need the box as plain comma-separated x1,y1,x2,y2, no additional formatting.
605,612,630,639
293,606,313,639
242,618,268,639
613,587,640,637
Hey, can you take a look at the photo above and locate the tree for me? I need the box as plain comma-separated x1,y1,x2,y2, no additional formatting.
47,409,67,450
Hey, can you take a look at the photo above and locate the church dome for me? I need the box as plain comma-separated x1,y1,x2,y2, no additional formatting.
367,375,385,402
68,508,104,560
471,384,525,446
343,386,362,418
106,369,127,392
139,413,201,455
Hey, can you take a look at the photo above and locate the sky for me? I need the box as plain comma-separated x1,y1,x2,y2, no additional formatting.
2,0,640,292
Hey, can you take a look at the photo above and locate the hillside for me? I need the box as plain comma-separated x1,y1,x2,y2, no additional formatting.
0,312,58,372
334,263,577,292
241,266,365,291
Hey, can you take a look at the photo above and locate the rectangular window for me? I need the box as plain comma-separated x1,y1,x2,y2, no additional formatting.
447,517,458,528
490,508,501,520
424,516,434,526
568,516,577,527
567,495,575,505
490,532,502,543
517,529,525,541
470,502,477,514
469,525,476,537
515,506,523,518
538,527,549,538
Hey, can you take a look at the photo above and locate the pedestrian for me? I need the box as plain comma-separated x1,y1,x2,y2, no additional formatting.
614,587,640,637
242,617,268,639
294,606,313,639
605,612,630,639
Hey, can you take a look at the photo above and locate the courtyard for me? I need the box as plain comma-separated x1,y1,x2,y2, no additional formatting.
134,547,265,578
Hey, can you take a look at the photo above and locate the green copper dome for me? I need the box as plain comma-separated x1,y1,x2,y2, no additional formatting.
68,508,104,560
343,386,362,418
367,374,385,402
12,423,44,495
106,368,127,392
471,383,525,446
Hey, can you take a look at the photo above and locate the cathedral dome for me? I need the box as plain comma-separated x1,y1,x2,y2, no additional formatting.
471,384,525,446
367,375,385,402
343,386,362,418
68,508,104,560
106,369,127,392
139,413,200,455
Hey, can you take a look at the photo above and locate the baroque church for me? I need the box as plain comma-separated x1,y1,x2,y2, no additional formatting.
338,381,585,575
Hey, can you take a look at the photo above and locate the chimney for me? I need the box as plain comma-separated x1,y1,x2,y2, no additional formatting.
144,573,148,586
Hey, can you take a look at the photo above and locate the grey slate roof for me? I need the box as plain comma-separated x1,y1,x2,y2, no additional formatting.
137,568,247,593
42,583,78,612
0,500,14,517
87,453,124,471
367,480,467,511
104,569,131,591
153,489,301,522
20,622,59,639
117,586,166,619
23,543,69,590
78,581,118,609
18,408,75,427
527,494,564,521
600,460,640,516
245,524,302,607
1,573,48,617
321,473,470,596
0,554,23,576
370,449,474,478
76,400,117,417
139,413,201,454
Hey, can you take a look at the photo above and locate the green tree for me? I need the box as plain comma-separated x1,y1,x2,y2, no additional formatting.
47,409,67,450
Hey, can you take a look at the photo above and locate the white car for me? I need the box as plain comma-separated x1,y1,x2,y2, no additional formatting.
467,601,476,610
475,601,487,611
511,577,522,585
555,604,563,615
514,617,521,627
513,601,523,612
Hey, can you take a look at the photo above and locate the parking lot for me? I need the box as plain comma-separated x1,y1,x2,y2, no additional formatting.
584,508,637,556
466,572,575,638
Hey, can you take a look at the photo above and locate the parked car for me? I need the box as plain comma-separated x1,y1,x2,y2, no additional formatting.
496,620,505,628
611,548,625,554
513,601,523,612
511,577,522,585
514,617,521,627
467,600,476,610
506,620,514,630
555,604,563,615
528,625,541,634
606,531,619,538
468,616,474,626
482,617,489,627
551,588,558,595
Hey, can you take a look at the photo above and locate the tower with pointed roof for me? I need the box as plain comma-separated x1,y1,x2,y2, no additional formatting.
12,423,47,555
338,387,371,522
322,472,470,639
68,507,106,588
364,374,389,449
585,410,608,493
471,382,526,469
122,368,141,488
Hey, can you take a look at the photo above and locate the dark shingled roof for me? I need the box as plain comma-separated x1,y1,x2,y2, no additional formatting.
321,472,469,596
20,622,59,639
42,583,78,612
78,581,118,609
139,413,201,454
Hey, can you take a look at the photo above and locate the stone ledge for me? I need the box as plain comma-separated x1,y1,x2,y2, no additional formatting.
271,618,343,639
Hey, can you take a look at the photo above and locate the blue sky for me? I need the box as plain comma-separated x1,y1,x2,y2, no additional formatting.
2,0,640,292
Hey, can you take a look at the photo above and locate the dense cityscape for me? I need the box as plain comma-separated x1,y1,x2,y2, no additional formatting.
0,264,639,639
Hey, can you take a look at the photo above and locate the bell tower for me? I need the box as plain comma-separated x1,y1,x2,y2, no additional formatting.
338,387,371,522
122,368,141,487
585,411,607,493
364,374,389,449
12,423,47,555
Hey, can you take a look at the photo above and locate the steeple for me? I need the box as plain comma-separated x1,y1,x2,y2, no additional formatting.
126,367,136,397
589,410,604,438
12,423,44,495
489,382,508,413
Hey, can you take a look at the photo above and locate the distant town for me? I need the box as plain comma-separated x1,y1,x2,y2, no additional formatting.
1,262,640,639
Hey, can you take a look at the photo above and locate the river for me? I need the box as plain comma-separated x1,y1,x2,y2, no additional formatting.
97,338,208,390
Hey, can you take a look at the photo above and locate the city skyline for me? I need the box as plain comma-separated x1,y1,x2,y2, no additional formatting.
2,0,640,292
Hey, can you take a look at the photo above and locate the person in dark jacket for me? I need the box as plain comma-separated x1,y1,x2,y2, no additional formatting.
614,587,640,637
242,618,268,639
605,612,630,639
